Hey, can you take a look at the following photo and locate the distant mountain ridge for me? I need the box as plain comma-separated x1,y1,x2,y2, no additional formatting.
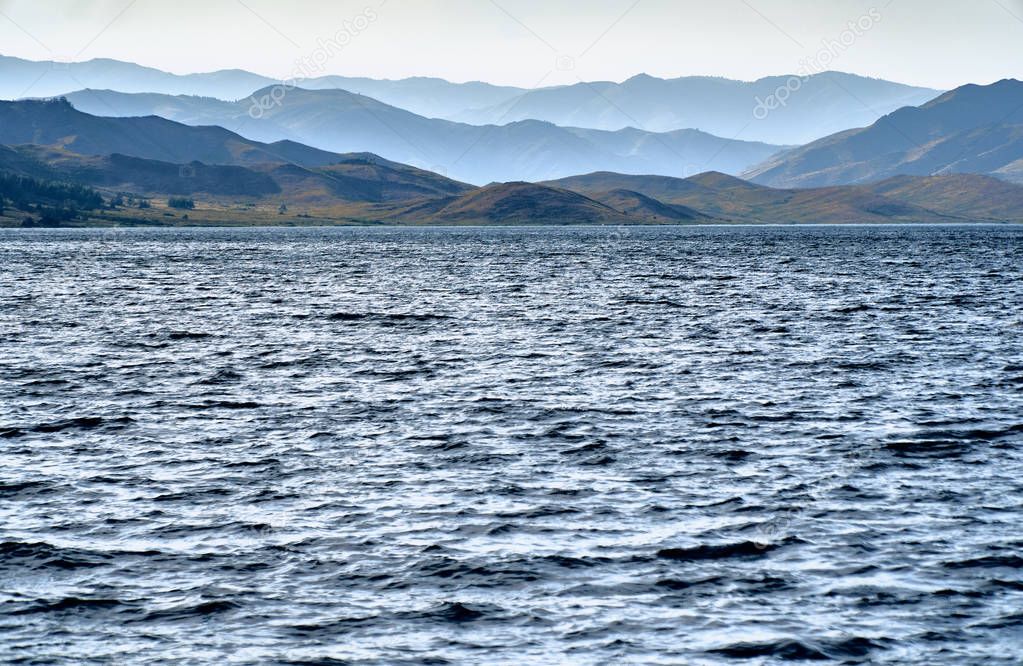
745,79,1023,187
60,87,786,185
2,55,939,146
0,54,528,117
0,55,275,101
453,72,942,144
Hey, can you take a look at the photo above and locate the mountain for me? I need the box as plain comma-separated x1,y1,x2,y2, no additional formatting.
0,55,526,116
453,72,941,145
1,56,942,147
61,88,785,184
0,55,275,100
586,189,708,223
2,99,1019,227
0,99,473,206
381,182,635,225
746,80,1023,187
545,171,1023,224
0,144,474,208
0,98,343,167
295,76,525,120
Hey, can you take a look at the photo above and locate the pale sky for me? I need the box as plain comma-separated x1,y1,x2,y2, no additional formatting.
0,0,1020,89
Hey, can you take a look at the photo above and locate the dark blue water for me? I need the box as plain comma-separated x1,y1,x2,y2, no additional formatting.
2,225,1022,664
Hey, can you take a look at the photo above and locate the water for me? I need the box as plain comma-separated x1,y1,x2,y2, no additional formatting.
1,225,1022,665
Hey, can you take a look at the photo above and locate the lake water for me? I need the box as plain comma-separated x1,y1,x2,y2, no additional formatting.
2,225,1022,664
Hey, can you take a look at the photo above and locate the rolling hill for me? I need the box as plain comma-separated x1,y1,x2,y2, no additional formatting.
380,182,637,225
61,87,785,184
545,171,1023,224
454,72,941,144
745,79,1023,187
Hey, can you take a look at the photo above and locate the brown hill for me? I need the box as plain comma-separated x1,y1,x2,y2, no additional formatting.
545,170,1021,224
380,182,633,225
589,189,710,222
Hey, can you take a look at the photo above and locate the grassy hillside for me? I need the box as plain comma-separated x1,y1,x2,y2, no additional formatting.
545,171,1020,224
379,182,635,225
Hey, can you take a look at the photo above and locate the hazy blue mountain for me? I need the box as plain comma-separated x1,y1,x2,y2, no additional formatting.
454,72,941,144
296,76,525,119
1,55,940,147
745,79,1023,187
62,87,785,184
0,55,275,100
0,55,526,115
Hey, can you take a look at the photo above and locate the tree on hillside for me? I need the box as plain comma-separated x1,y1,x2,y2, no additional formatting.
0,195,6,217
168,197,195,210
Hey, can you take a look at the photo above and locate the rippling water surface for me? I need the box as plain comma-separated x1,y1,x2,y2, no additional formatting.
2,225,1022,664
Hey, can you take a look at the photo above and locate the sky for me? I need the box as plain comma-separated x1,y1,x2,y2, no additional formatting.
0,0,1020,89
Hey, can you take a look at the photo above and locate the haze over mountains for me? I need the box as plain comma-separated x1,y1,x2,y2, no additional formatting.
0,55,275,101
454,72,941,144
62,87,784,185
3,56,939,144
746,79,1023,187
0,55,527,121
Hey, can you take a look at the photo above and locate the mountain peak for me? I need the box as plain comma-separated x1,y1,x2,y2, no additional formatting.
685,171,760,189
624,73,663,84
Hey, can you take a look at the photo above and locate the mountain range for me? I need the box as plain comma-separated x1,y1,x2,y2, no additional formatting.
0,58,1021,227
0,99,473,208
1,98,1021,228
453,72,941,144
2,55,940,145
746,79,1023,187
60,87,786,185
0,54,526,117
